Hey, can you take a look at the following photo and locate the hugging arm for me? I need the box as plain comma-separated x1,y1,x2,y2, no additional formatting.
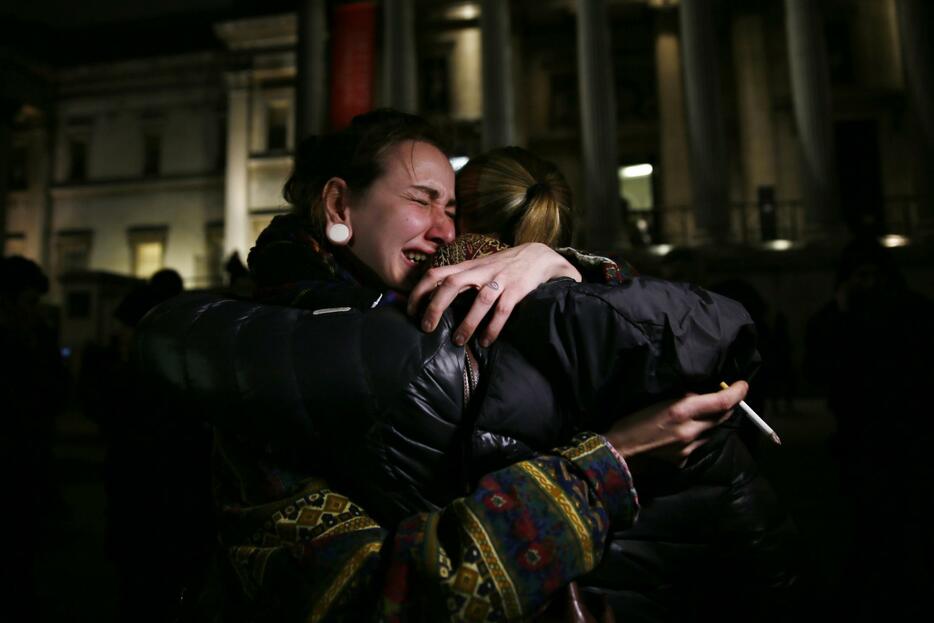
226,433,638,622
408,243,581,347
498,276,759,430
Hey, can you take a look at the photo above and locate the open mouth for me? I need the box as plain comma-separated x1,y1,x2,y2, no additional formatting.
403,250,430,265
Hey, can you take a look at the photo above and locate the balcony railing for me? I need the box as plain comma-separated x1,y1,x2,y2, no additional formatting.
631,195,921,246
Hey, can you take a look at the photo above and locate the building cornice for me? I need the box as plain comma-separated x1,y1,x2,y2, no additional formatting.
247,154,293,168
51,173,223,200
214,14,297,51
57,51,225,98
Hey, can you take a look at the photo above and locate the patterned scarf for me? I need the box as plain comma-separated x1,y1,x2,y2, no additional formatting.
431,233,511,267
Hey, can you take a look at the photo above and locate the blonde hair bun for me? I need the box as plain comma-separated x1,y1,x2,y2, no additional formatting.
456,147,573,248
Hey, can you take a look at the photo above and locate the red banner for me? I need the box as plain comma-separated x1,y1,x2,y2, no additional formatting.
329,1,377,130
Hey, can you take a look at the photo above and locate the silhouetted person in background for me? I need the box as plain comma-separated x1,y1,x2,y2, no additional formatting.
805,237,934,620
81,268,212,622
0,256,65,621
769,312,795,415
224,251,254,299
657,246,708,285
113,268,184,329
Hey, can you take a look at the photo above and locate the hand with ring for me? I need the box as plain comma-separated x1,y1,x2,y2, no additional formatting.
408,242,582,348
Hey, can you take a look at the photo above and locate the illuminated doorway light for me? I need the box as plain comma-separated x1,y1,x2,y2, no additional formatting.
762,239,794,251
879,234,909,248
620,163,654,179
446,2,480,20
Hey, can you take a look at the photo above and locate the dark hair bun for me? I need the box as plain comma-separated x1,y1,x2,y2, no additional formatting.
282,109,447,241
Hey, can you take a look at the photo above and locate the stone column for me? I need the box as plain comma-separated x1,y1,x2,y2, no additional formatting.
382,0,417,112
655,11,692,245
40,122,54,270
732,11,777,241
853,0,903,90
224,72,251,260
785,0,840,240
679,0,729,244
24,125,54,266
296,0,328,140
576,0,623,253
448,26,483,121
895,0,934,236
481,0,516,149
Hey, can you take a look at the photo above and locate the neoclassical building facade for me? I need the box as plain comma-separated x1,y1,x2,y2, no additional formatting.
2,0,932,300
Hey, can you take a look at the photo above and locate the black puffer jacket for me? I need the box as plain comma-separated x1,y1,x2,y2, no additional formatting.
136,278,796,619
136,290,481,523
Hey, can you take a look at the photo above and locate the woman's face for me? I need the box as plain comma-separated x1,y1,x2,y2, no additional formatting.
346,140,456,291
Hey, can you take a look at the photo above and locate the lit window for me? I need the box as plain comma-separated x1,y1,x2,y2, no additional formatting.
618,163,655,212
618,163,657,246
127,226,167,279
134,242,164,278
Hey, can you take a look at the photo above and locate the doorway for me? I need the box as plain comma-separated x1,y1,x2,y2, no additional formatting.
834,119,884,236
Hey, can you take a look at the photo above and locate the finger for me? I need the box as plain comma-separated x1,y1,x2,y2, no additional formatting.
722,380,749,402
677,439,708,461
408,265,461,316
653,438,707,465
453,280,502,346
673,417,719,444
677,439,709,467
408,252,511,316
477,291,517,347
674,381,748,421
420,276,471,333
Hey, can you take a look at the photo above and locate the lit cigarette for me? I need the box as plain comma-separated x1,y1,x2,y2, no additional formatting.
719,382,782,446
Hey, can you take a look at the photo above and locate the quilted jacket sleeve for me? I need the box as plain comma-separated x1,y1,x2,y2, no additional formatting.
495,276,759,431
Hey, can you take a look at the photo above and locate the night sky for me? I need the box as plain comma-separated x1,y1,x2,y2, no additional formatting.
1,0,298,64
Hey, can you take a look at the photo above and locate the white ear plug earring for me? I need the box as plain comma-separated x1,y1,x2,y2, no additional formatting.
327,223,351,245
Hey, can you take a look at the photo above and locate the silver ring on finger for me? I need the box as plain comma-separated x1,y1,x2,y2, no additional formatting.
486,280,500,291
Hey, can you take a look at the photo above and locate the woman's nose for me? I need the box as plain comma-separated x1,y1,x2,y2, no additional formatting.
428,206,456,245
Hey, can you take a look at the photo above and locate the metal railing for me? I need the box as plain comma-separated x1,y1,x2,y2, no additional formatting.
634,195,921,246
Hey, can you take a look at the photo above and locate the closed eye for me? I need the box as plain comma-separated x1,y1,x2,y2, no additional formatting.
404,192,430,206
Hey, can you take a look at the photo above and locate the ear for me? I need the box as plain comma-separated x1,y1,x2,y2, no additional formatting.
322,177,352,230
